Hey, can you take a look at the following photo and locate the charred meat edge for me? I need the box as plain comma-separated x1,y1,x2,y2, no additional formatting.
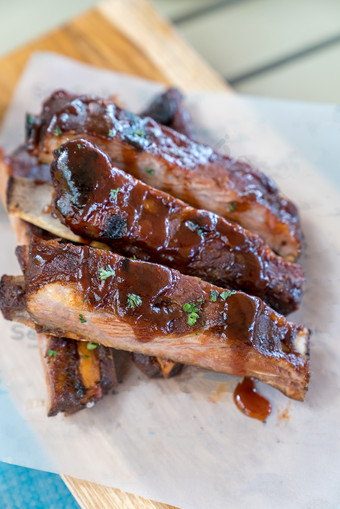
26,90,301,260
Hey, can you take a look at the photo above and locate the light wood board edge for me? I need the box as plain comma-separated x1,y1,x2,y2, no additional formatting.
99,0,230,93
62,475,178,509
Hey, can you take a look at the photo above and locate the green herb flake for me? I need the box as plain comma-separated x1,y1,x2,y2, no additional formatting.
82,355,90,359
183,301,201,326
77,144,82,150
229,202,237,212
99,265,115,280
81,298,88,303
110,188,121,200
220,290,236,301
127,293,142,309
145,167,155,175
187,312,199,326
56,146,61,155
108,128,115,138
86,342,98,350
210,290,219,302
133,129,144,137
27,113,34,125
54,126,62,137
48,349,57,358
79,314,87,323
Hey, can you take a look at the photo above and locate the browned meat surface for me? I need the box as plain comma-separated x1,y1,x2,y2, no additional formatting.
26,90,301,260
0,274,118,415
50,139,304,314
0,275,31,326
13,237,310,400
131,352,183,378
140,87,194,138
38,334,118,416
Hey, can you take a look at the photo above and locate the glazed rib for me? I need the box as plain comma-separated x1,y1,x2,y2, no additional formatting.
26,90,301,260
15,237,310,400
48,139,304,314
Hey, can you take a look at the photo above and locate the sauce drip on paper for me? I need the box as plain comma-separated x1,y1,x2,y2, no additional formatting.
233,377,271,422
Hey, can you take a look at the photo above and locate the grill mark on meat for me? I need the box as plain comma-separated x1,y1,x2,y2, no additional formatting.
50,139,304,315
26,90,301,260
17,237,310,400
103,215,128,240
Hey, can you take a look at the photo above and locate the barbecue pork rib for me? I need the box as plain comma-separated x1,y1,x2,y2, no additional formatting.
11,237,310,400
49,139,304,315
26,90,301,260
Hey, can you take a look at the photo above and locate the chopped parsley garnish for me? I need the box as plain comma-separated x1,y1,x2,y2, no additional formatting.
210,290,219,302
110,188,121,200
81,298,88,303
184,220,204,236
183,302,200,326
145,167,155,175
47,350,57,358
220,290,236,301
86,342,97,350
27,114,34,125
79,314,87,323
56,146,61,155
229,202,237,212
82,355,90,359
127,293,142,309
77,143,83,150
99,265,115,280
54,126,62,137
108,128,115,137
133,129,144,137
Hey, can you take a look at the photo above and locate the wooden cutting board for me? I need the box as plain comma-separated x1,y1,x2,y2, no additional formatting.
0,1,231,507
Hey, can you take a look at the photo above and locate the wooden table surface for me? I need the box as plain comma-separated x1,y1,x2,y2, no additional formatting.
0,1,230,507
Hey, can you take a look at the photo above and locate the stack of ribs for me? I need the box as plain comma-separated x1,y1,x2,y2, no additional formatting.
0,88,310,416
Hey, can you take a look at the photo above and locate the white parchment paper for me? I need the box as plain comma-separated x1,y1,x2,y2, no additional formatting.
0,52,339,509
